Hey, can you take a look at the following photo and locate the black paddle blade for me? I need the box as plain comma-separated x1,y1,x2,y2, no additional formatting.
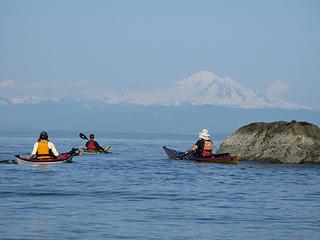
79,133,88,140
0,159,17,164
68,148,81,156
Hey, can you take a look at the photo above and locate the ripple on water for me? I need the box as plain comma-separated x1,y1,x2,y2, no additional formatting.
0,136,320,240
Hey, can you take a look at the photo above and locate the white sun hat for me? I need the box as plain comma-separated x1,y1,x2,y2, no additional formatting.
198,129,210,140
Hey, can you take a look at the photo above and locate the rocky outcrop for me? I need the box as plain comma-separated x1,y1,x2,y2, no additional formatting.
217,120,320,163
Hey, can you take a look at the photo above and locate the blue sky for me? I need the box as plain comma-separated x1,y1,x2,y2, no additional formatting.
0,0,319,108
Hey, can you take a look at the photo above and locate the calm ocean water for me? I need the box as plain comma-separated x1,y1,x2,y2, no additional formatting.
0,134,319,240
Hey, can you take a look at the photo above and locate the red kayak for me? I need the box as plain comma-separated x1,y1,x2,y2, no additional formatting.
163,146,239,164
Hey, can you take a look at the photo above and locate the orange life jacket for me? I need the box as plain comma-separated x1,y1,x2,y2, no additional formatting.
37,140,51,159
202,140,213,157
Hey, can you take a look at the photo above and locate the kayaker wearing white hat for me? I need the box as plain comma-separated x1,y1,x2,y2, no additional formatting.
187,129,214,157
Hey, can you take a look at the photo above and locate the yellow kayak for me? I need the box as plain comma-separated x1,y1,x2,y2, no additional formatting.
78,145,111,155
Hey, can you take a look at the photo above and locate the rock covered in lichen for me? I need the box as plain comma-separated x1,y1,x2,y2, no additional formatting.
217,121,320,163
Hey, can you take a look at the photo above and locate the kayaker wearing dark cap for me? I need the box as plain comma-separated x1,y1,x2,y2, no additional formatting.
86,134,105,152
187,129,214,157
31,131,59,159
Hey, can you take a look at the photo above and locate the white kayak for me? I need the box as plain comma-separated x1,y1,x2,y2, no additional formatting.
15,153,73,165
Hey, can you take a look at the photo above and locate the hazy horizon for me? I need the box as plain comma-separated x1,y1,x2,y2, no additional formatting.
1,0,319,110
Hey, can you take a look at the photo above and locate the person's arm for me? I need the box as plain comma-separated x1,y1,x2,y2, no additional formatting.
191,145,198,151
94,141,105,152
31,142,38,156
186,140,200,152
186,145,198,152
48,142,59,156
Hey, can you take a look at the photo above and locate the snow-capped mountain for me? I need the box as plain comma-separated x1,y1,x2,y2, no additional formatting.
102,71,307,109
1,71,309,110
0,71,318,132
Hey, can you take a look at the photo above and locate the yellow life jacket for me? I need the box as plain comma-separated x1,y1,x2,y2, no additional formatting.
37,140,50,159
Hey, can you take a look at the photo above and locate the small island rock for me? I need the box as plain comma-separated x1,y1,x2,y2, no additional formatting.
217,121,320,164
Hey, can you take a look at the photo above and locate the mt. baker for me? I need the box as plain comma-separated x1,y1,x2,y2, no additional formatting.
1,71,308,110
101,71,306,109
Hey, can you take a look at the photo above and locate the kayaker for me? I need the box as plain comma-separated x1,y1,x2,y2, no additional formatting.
86,134,105,152
187,129,214,157
31,131,59,159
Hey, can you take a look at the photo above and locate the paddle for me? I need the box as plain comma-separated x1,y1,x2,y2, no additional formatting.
184,150,195,156
79,132,89,140
68,148,81,156
0,154,27,164
176,150,194,159
0,159,17,164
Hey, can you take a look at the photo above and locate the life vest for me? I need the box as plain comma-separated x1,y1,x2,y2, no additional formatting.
87,140,97,150
37,140,51,159
202,140,213,157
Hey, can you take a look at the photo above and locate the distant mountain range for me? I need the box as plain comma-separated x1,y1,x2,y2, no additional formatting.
0,100,319,134
0,71,310,110
1,71,318,134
